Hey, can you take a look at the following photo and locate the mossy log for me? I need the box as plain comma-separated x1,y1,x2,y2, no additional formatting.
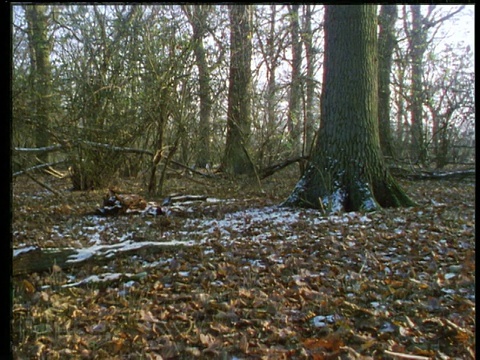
13,241,191,276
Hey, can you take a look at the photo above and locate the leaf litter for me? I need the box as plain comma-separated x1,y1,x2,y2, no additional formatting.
12,174,475,359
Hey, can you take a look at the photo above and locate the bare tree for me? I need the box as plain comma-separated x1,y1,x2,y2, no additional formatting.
406,4,465,164
24,5,52,162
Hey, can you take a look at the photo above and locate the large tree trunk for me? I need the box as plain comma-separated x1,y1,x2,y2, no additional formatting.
283,5,415,212
377,4,397,159
221,5,255,176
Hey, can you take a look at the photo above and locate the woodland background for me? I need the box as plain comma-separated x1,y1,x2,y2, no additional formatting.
12,5,475,360
12,5,475,190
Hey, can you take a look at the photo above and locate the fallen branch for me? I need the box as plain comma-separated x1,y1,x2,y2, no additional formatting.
383,350,431,360
13,240,194,276
14,144,65,153
259,156,309,179
23,170,62,197
169,158,218,179
162,194,208,206
12,160,68,178
81,140,154,156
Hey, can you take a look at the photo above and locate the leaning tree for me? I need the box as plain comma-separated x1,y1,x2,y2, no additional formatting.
283,5,415,212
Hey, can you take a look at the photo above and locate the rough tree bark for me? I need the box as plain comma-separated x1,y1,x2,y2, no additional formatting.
378,4,397,159
183,5,213,168
409,5,428,165
263,5,279,166
302,4,316,157
283,5,415,212
221,5,255,176
286,4,303,157
24,5,52,163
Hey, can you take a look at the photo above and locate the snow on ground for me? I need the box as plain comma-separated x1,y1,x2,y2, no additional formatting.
14,198,375,288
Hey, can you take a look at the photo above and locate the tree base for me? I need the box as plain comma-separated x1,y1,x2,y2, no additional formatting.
282,166,416,213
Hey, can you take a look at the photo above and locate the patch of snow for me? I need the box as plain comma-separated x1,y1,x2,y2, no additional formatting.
358,215,372,223
379,322,396,333
89,233,102,245
206,198,225,203
311,315,337,328
66,240,195,263
378,223,388,230
13,246,39,257
362,198,377,212
431,200,447,207
63,272,132,288
123,280,136,288
118,231,134,242
247,259,266,269
329,188,346,213
441,288,455,294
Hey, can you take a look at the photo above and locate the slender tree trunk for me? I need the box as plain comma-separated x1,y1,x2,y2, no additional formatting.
377,5,397,159
148,114,166,194
409,5,427,164
303,5,316,157
264,5,278,165
393,46,408,157
221,5,255,175
184,5,212,168
283,5,415,212
286,5,302,157
24,5,52,163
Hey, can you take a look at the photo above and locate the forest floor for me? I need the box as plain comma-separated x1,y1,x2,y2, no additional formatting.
11,168,475,359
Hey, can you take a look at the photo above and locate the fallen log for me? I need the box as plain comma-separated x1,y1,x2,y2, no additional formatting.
13,240,194,276
390,167,475,181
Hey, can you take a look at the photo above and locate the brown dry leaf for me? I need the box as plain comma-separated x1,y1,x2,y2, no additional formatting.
110,337,125,354
146,353,164,360
209,322,231,335
51,264,62,273
140,309,160,323
239,334,249,354
199,333,216,347
22,279,36,294
303,335,344,352
11,176,476,359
